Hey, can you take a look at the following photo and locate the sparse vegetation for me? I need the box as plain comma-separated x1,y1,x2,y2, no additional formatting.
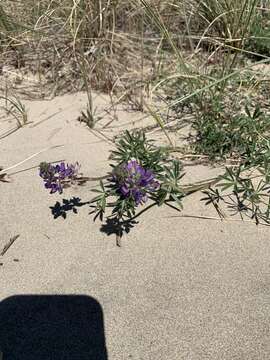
2,4,270,357
193,104,270,160
2,0,270,225
0,95,28,128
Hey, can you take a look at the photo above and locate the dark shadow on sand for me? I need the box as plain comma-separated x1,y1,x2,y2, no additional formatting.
50,197,90,219
100,217,138,238
0,294,108,360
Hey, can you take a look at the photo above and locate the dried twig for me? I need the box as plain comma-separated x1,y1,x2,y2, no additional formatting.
1,234,20,256
0,172,11,182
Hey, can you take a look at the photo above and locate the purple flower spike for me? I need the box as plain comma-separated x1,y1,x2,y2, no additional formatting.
39,161,80,194
112,160,159,205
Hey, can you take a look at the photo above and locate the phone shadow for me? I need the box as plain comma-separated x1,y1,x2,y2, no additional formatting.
0,294,108,360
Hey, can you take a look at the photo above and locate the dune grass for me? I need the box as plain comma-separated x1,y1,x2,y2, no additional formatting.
1,0,270,158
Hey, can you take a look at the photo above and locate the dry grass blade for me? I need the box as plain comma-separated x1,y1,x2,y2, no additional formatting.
0,145,65,174
167,214,270,226
1,234,20,256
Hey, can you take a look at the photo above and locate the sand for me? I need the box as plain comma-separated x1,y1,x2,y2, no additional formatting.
0,92,270,359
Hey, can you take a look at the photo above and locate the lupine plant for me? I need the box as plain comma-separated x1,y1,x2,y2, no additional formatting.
89,131,185,245
39,130,270,246
39,131,186,245
202,137,270,225
39,161,80,194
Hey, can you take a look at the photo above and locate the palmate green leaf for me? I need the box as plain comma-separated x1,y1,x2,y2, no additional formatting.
157,189,168,206
201,188,222,205
218,166,247,192
164,165,173,179
170,194,183,210
255,179,268,193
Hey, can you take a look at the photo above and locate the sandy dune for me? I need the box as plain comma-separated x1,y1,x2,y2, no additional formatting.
1,92,270,359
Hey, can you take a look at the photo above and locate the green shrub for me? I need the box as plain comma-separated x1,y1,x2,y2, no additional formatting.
193,103,270,159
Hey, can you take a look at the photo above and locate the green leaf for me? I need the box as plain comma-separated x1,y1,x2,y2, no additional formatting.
171,194,183,209
157,190,168,206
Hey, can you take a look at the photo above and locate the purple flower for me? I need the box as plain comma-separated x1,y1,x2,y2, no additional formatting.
112,160,159,205
39,161,80,194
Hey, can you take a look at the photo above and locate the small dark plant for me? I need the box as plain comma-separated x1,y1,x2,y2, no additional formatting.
78,105,96,129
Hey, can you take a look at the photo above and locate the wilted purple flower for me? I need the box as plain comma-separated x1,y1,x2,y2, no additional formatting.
39,161,80,194
112,160,159,205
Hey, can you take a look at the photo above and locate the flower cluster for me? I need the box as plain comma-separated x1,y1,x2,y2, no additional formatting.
112,160,159,205
39,161,80,194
